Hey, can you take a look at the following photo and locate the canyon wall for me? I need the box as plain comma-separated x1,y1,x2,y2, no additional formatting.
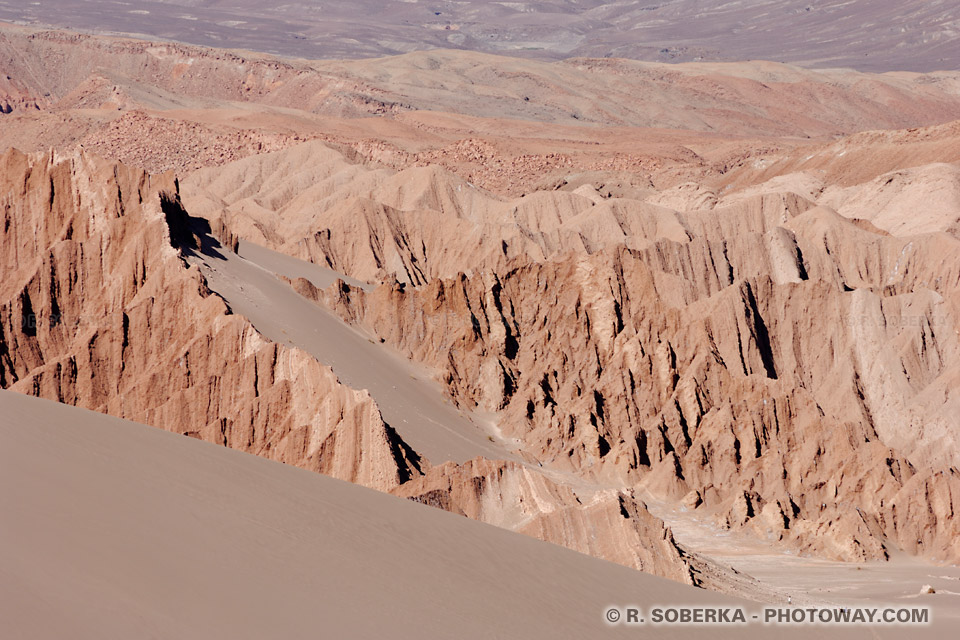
0,148,422,491
303,195,960,563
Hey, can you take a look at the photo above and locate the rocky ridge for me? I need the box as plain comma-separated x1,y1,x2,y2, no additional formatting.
0,148,423,492
293,179,960,565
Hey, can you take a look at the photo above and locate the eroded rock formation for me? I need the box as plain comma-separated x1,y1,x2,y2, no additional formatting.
302,192,960,564
0,148,422,491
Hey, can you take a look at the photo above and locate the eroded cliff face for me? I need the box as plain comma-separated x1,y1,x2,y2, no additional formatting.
305,196,960,564
0,148,422,491
182,142,822,287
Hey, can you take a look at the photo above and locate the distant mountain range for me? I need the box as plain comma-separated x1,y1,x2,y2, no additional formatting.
1,0,958,71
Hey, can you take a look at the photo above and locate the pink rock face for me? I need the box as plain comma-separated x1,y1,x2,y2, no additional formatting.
311,196,960,565
0,148,422,492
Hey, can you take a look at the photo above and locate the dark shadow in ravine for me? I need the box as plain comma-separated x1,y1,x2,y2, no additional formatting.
160,190,227,261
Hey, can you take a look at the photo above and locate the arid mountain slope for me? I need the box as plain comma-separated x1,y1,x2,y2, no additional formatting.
3,22,960,137
5,23,960,211
1,1,957,72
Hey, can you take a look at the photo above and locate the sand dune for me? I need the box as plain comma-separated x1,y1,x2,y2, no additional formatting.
190,238,508,465
0,391,760,639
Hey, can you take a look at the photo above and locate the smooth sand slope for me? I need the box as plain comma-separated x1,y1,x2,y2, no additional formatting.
0,390,836,640
190,241,509,465
238,241,372,291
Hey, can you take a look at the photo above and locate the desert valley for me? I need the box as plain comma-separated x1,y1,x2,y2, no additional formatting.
2,4,960,638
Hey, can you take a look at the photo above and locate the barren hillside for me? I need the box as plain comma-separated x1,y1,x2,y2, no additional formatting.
1,1,957,72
